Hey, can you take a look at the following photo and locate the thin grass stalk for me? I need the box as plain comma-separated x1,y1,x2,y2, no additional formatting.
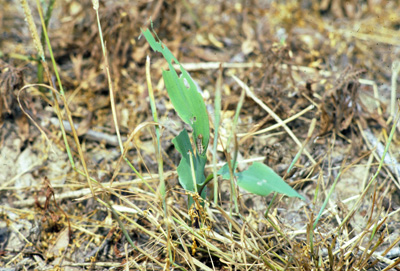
344,227,374,262
106,193,168,241
232,75,316,164
265,216,291,244
374,236,400,264
226,89,244,149
23,0,96,197
238,104,314,138
382,257,400,271
264,192,277,217
369,193,381,241
308,222,315,262
169,219,196,270
50,93,76,170
188,152,198,193
391,61,400,119
339,108,400,230
145,55,174,265
358,233,385,269
98,198,139,251
123,158,155,193
171,216,231,260
38,0,55,93
180,0,201,28
370,235,400,267
61,93,98,194
101,204,171,264
145,55,165,196
32,1,71,164
100,202,165,268
313,169,322,205
4,52,39,61
106,121,157,191
226,89,245,214
214,204,242,233
34,0,64,95
92,0,124,153
314,150,368,229
212,65,222,205
287,118,316,173
328,234,337,269
313,169,343,229
171,263,190,271
222,150,236,233
260,257,281,271
318,254,323,269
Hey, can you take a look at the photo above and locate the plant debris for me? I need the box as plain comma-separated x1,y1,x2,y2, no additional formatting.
1,0,400,270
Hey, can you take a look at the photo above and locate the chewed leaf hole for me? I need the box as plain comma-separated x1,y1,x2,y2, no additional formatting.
182,76,190,89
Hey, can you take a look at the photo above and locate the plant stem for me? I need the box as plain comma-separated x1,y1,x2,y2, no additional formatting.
212,65,222,205
38,0,55,93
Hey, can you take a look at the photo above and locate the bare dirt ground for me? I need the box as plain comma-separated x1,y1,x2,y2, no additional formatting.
1,0,400,270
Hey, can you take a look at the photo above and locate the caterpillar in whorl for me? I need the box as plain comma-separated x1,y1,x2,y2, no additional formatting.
196,134,204,155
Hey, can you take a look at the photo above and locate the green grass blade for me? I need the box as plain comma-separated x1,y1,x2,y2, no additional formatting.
37,0,55,93
313,170,342,229
337,110,400,231
146,55,165,197
212,66,222,204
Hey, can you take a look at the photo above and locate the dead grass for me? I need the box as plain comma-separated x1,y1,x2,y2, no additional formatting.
1,0,400,270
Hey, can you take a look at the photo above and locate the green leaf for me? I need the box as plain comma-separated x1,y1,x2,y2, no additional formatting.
141,28,210,154
172,129,207,207
217,161,238,180
236,162,305,200
172,130,207,192
142,27,210,208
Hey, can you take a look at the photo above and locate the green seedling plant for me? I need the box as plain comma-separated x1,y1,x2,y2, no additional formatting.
142,28,210,206
142,28,305,211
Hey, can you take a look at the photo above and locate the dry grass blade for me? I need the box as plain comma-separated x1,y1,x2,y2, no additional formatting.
232,75,316,165
3,1,400,270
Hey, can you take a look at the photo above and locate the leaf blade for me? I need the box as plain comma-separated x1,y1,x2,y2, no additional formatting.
142,28,210,151
236,162,305,200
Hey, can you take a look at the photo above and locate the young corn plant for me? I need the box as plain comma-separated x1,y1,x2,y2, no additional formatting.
142,28,305,210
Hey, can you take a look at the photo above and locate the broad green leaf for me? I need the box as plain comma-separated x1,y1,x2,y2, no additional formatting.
236,162,305,200
172,130,207,192
142,28,209,207
172,129,207,206
141,28,209,153
217,161,238,180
